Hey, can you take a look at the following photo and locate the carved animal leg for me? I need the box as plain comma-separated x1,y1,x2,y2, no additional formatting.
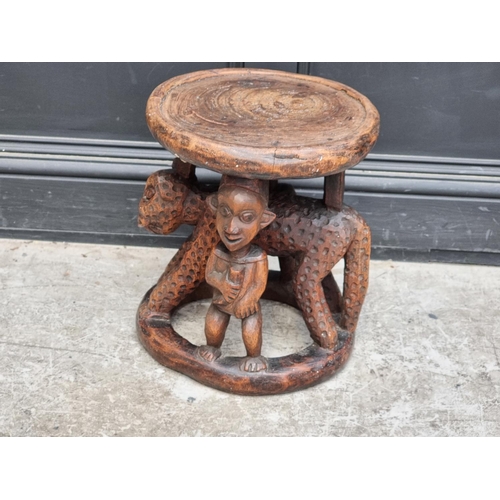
147,237,200,314
341,224,371,333
148,215,218,315
262,256,297,307
322,272,342,314
280,257,341,313
278,255,298,282
293,261,339,350
163,243,188,276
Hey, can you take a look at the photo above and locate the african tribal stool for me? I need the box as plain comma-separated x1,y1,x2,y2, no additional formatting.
137,68,379,395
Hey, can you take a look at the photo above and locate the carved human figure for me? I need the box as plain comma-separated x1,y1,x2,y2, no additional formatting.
198,176,276,372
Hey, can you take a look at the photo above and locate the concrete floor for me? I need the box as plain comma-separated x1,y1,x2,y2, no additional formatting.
1,238,499,436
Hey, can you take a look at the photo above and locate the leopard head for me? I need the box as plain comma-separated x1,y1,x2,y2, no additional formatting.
138,170,203,234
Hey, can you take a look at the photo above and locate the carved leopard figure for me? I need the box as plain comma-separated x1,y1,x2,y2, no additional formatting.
138,169,218,311
138,168,370,350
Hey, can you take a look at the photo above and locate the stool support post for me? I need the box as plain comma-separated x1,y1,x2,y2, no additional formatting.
172,157,196,181
323,171,345,211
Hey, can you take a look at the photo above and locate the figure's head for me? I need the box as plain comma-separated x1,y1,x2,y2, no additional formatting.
208,177,276,252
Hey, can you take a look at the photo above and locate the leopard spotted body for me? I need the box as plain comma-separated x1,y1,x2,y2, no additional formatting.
139,169,370,349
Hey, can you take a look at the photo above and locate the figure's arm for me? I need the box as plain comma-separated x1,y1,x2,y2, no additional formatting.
251,258,268,298
206,252,242,302
205,252,221,288
234,258,268,319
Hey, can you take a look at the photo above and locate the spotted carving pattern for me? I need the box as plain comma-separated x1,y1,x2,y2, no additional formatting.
139,171,370,349
255,186,371,348
138,171,218,316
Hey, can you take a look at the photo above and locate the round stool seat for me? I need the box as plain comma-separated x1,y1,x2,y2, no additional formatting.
146,68,379,179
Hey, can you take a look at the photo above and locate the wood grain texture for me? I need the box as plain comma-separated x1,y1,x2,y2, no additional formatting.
146,68,380,179
140,66,377,392
324,172,345,211
137,282,353,396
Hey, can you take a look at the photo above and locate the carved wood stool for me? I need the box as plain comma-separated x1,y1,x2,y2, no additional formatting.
137,68,380,395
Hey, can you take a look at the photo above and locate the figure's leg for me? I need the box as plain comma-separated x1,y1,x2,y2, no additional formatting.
341,223,371,333
198,304,230,362
241,304,262,357
240,304,267,372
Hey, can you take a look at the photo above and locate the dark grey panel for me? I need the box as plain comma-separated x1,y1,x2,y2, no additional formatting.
244,62,299,73
3,228,497,266
0,174,183,237
310,63,500,161
1,174,499,263
0,63,228,142
3,62,500,164
2,62,500,264
3,140,500,198
0,227,184,248
347,192,500,254
370,248,500,266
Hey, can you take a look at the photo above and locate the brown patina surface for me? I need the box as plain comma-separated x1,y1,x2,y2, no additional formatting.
138,69,379,395
146,68,379,179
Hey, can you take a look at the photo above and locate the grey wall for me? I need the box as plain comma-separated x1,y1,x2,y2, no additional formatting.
1,62,499,264
311,62,500,160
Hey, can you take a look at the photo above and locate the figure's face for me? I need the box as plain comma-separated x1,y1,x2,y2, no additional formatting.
215,187,267,252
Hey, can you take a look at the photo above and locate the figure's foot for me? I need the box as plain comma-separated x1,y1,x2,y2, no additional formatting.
197,345,222,363
240,356,268,373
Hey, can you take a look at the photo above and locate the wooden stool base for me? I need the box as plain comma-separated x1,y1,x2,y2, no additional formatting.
137,68,379,395
137,272,353,396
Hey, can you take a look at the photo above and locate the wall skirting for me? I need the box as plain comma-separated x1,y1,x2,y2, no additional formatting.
1,137,499,265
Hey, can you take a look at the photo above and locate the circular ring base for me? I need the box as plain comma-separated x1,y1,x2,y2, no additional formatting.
136,285,354,396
